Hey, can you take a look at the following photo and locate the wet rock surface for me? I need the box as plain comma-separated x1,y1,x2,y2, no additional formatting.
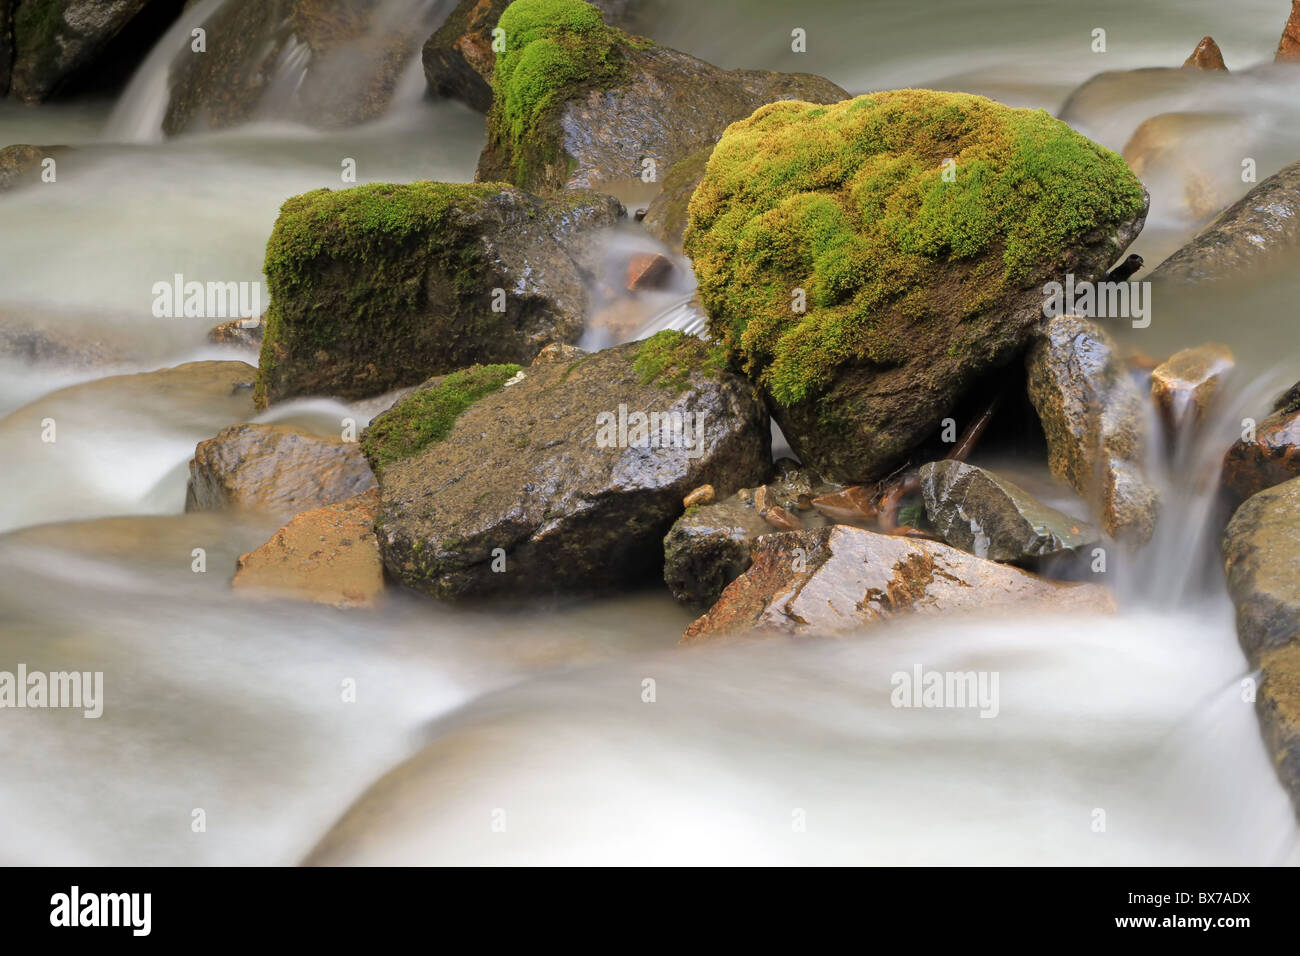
1223,475,1300,664
233,489,385,609
374,334,771,601
1183,36,1228,71
1025,315,1159,543
1151,160,1300,282
1149,342,1234,434
255,183,622,406
682,525,1116,642
7,0,153,103
0,144,60,190
919,460,1098,563
186,423,377,524
1257,643,1300,818
1221,383,1300,503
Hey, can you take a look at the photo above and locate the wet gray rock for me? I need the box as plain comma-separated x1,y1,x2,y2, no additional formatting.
1025,315,1159,544
919,460,1099,563
1151,160,1300,283
1223,475,1300,665
7,0,153,103
373,334,771,601
186,423,377,524
256,183,623,406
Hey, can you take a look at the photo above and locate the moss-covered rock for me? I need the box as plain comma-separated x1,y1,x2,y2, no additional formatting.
372,336,770,601
683,89,1149,483
255,181,622,406
475,0,846,196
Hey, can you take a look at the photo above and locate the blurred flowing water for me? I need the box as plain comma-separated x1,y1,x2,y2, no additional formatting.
0,0,1298,865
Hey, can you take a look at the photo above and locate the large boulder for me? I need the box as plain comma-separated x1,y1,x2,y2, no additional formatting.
1257,644,1300,818
1025,315,1159,544
1223,475,1300,665
919,460,1098,563
186,423,377,524
161,0,439,133
368,332,771,601
232,489,385,608
255,181,623,406
681,525,1115,643
7,0,154,103
1278,0,1300,62
1221,383,1300,503
684,89,1148,484
1150,161,1300,283
474,0,846,195
421,0,639,113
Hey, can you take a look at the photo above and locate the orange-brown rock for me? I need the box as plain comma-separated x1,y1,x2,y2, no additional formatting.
683,483,715,508
1222,388,1300,503
1278,0,1300,62
1182,36,1228,71
1150,342,1234,433
682,525,1115,643
626,252,675,291
186,423,376,523
762,505,802,531
233,490,384,609
810,485,877,525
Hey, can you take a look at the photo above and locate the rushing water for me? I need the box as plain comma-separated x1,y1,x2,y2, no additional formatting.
1,0,1298,865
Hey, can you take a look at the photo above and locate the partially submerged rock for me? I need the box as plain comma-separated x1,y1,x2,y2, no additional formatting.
7,0,152,103
1278,0,1300,62
255,181,622,406
1120,112,1246,222
1221,384,1300,502
1183,36,1227,71
208,315,265,351
641,145,712,251
1150,160,1300,282
372,332,770,600
1223,475,1300,665
232,489,385,609
1149,342,1234,434
682,525,1115,642
1025,315,1159,544
685,89,1148,483
186,423,377,524
919,460,1098,562
0,144,59,191
475,0,846,195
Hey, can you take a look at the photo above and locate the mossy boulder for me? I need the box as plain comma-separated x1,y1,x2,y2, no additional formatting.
475,0,846,196
7,0,153,103
371,332,771,601
255,181,623,406
421,0,638,113
684,89,1148,484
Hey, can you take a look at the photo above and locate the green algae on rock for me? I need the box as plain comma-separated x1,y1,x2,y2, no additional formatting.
255,180,622,406
683,89,1148,483
476,0,846,195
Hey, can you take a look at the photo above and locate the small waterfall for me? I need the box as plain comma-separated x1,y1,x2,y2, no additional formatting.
104,0,232,143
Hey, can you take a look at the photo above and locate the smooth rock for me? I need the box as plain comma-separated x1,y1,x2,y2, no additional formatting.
186,423,377,524
8,0,152,103
207,315,265,351
1221,384,1300,502
1278,0,1300,62
373,333,770,600
1149,342,1234,433
1257,643,1300,818
1183,36,1227,71
232,489,384,609
1025,315,1159,544
682,525,1116,642
0,144,60,191
919,460,1099,562
1223,475,1300,664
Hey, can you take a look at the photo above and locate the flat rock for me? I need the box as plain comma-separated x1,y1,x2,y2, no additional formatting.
1223,475,1300,665
682,525,1116,642
232,490,384,609
1025,315,1159,544
919,460,1099,562
186,423,376,524
1149,342,1234,433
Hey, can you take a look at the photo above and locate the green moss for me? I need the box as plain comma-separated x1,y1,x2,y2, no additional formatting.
487,0,643,186
683,89,1147,408
633,329,729,393
361,363,522,474
255,180,510,405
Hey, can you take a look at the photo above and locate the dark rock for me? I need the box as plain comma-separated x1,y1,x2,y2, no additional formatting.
1026,315,1159,544
186,423,377,523
1222,386,1300,503
681,525,1116,642
1150,160,1300,282
1223,475,1300,665
685,90,1149,484
1183,36,1227,71
919,460,1099,562
475,0,847,196
255,182,623,406
1256,643,1300,820
640,145,711,251
8,0,153,103
373,332,770,601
